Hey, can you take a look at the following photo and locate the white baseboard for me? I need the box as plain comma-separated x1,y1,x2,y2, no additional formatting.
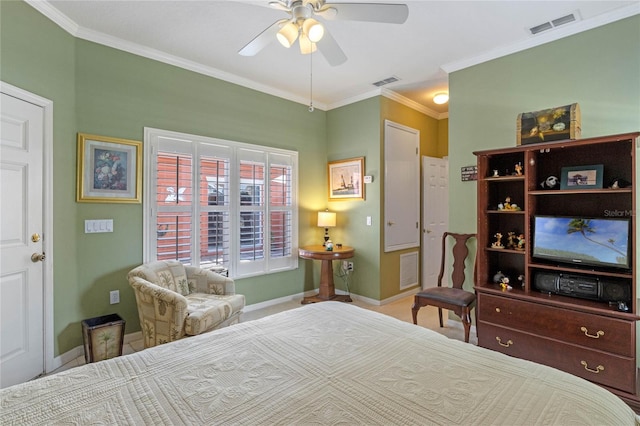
50,330,143,373
243,291,309,312
345,287,420,306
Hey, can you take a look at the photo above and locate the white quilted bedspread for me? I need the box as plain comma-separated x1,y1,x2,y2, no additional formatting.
1,302,637,425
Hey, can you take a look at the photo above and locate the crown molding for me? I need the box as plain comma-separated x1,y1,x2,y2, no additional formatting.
25,0,79,34
381,89,447,119
443,3,640,73
24,0,328,111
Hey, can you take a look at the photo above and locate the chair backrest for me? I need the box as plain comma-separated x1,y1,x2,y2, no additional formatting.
128,260,189,295
437,232,476,290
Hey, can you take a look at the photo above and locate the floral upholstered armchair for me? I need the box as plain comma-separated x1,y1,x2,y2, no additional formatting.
128,260,245,348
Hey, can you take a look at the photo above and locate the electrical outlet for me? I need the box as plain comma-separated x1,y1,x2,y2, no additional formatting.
342,260,349,271
110,290,120,304
347,262,354,272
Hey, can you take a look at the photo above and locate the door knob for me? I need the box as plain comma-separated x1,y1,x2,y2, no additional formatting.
31,253,45,262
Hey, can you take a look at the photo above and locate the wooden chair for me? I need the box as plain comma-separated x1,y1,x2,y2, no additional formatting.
412,232,477,343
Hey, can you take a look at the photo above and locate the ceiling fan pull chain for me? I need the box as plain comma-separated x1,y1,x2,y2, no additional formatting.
308,49,314,112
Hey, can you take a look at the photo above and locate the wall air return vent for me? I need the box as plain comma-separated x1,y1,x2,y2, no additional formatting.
372,76,399,87
529,11,580,35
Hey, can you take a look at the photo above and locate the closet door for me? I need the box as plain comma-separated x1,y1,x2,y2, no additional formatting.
384,120,420,252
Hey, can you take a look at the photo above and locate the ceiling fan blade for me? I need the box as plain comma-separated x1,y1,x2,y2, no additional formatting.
319,3,408,24
268,1,289,12
316,30,347,66
238,18,288,56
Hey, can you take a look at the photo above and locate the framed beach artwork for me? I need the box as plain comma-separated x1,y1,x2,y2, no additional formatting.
76,133,142,203
328,157,365,201
560,164,604,190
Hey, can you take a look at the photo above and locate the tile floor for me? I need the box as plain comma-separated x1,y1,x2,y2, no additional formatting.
51,294,477,375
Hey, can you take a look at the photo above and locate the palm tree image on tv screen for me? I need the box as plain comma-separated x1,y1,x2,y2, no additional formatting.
533,216,630,269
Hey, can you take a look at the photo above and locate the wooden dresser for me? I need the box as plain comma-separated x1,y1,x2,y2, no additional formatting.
474,132,639,411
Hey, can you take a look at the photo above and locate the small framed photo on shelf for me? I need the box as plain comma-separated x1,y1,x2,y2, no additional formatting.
560,164,603,190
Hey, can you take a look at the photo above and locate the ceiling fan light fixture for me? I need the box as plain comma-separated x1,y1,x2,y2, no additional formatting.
433,93,449,104
303,18,324,42
299,33,317,54
277,22,299,48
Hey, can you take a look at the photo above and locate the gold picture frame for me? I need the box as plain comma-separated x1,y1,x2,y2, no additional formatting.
328,157,365,201
76,133,142,203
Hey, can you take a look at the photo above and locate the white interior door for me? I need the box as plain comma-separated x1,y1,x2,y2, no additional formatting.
0,92,45,388
422,156,448,289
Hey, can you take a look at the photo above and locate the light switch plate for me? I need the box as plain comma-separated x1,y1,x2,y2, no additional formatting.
85,219,114,233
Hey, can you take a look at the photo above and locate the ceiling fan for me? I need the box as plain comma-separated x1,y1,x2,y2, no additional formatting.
238,0,409,66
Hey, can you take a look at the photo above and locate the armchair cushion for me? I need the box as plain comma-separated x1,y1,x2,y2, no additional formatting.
128,260,245,348
184,293,245,335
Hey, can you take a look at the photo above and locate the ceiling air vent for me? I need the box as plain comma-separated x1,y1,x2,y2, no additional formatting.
529,11,580,35
552,13,576,27
529,22,553,35
372,76,399,87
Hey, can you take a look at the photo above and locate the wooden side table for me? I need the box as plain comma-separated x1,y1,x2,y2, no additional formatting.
299,245,354,304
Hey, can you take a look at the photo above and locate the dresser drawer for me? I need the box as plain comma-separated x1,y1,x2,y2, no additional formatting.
477,293,634,357
478,322,636,394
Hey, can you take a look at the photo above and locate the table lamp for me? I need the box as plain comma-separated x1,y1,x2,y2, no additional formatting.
317,210,336,246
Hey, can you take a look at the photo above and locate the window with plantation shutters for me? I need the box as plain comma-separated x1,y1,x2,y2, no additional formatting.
144,128,298,278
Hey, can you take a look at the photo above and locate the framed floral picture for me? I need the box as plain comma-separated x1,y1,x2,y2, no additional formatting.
328,157,365,201
76,133,142,203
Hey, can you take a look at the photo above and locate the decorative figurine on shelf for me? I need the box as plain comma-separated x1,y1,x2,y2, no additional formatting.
609,177,631,189
499,276,512,291
493,169,500,177
540,175,559,190
325,240,334,251
506,232,517,250
493,271,506,284
498,196,521,211
514,162,523,176
491,232,504,249
516,234,525,251
518,274,525,288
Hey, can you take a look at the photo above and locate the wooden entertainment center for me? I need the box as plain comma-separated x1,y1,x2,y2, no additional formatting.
474,132,639,410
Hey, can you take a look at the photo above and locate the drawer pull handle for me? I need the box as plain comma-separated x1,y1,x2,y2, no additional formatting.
580,327,604,339
496,337,513,348
580,361,604,374
495,308,501,313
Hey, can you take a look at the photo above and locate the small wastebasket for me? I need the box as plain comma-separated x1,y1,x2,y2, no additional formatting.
81,313,125,363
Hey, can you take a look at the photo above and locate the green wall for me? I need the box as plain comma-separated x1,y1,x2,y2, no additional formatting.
325,98,382,299
448,16,640,328
1,1,329,356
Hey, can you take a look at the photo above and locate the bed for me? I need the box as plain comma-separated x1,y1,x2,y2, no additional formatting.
1,302,637,425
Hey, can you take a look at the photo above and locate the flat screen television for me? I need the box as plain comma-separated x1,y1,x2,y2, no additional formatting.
532,215,631,270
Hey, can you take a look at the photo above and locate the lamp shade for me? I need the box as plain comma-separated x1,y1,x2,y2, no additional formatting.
277,22,299,48
303,18,324,42
298,33,317,54
317,211,336,228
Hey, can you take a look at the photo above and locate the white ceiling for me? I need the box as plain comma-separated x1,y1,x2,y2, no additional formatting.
30,0,638,117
